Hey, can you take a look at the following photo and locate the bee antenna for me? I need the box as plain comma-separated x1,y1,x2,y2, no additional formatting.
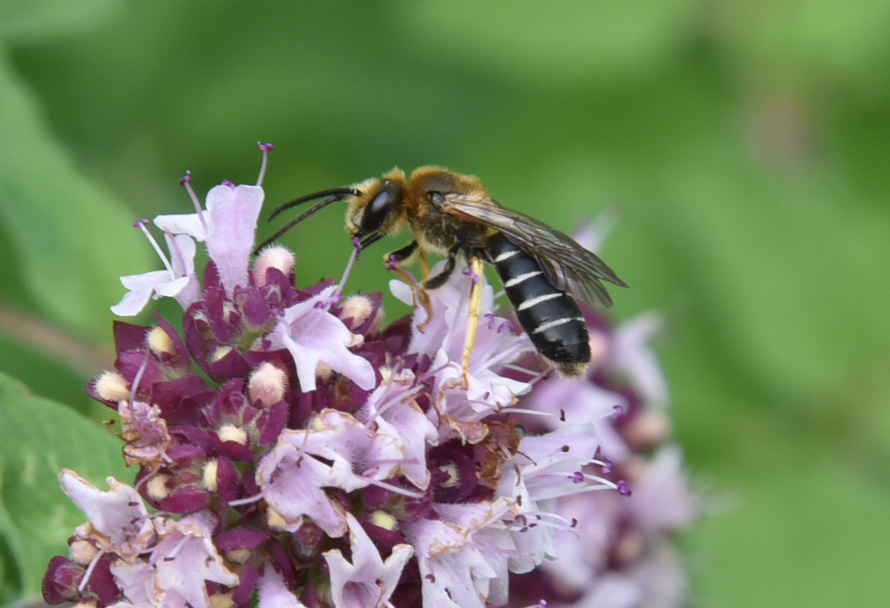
254,190,357,254
267,187,359,222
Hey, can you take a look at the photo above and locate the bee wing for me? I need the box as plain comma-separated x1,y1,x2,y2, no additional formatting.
435,192,627,307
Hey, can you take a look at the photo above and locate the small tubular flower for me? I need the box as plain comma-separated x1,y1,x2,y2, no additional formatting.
111,229,199,316
323,513,413,608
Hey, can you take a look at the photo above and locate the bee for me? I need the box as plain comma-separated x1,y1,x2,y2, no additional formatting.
256,166,626,379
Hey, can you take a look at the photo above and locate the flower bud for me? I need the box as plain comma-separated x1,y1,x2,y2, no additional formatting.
93,371,130,402
202,459,219,492
370,510,397,531
146,473,172,501
253,245,295,287
248,362,288,407
339,294,374,328
266,506,287,531
69,539,98,566
147,326,176,355
218,424,248,445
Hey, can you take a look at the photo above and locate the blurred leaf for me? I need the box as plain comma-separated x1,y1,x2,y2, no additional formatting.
0,333,89,416
401,0,699,83
0,0,122,42
718,0,890,94
656,143,890,410
0,52,152,338
0,372,126,601
689,410,890,608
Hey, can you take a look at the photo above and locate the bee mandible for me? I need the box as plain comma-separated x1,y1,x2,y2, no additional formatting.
255,166,627,381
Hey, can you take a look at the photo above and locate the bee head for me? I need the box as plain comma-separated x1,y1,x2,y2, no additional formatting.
347,169,407,241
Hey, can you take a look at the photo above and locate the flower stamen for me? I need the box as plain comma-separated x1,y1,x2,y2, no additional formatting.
128,353,150,406
76,547,107,594
134,219,176,278
256,142,274,186
179,170,207,233
332,246,360,302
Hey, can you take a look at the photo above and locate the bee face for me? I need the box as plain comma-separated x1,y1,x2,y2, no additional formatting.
346,170,408,239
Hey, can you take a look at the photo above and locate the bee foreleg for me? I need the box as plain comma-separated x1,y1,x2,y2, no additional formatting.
461,255,485,387
385,240,419,267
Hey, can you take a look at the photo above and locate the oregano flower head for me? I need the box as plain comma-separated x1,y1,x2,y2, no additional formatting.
43,144,698,608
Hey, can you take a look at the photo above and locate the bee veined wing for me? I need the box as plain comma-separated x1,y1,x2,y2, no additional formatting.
436,192,627,307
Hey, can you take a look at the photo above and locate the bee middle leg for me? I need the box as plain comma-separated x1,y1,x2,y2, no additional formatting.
406,246,459,332
420,246,459,290
419,249,430,278
384,240,436,331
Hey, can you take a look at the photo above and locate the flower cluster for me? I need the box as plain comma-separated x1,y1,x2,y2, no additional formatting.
504,310,700,608
43,145,697,608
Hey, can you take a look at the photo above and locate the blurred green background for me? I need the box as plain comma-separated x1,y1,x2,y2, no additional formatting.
1,1,889,606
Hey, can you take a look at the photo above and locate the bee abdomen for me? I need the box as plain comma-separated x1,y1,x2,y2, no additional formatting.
485,233,590,376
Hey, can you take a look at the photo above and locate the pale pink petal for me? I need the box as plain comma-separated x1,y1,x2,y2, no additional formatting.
628,445,700,532
522,378,630,461
323,513,413,608
406,499,513,608
153,275,192,298
59,470,147,543
144,514,239,608
270,287,376,392
257,568,307,608
110,285,155,316
205,184,263,294
153,213,206,241
111,270,174,316
613,312,669,408
357,369,438,489
166,233,201,309
298,410,401,486
109,560,155,606
256,437,350,536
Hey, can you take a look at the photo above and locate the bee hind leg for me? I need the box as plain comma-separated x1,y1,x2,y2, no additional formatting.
461,255,485,387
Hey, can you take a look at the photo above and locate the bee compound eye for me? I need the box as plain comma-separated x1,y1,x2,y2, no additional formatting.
362,185,399,233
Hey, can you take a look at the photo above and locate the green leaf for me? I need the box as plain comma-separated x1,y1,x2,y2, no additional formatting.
0,52,153,338
0,372,126,601
0,0,123,42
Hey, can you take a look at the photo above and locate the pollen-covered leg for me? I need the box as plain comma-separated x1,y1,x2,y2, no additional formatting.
385,243,434,331
461,256,485,387
412,245,459,332
413,287,434,333
419,248,430,278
